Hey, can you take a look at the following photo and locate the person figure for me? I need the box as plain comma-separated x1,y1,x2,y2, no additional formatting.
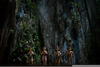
27,47,34,64
41,47,48,65
54,45,61,65
66,47,74,65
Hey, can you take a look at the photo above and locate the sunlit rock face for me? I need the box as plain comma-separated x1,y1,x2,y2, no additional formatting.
38,0,96,65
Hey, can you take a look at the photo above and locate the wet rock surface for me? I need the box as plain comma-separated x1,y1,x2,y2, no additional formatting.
38,0,97,64
0,0,99,65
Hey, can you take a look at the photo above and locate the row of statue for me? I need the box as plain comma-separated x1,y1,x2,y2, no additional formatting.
27,45,74,65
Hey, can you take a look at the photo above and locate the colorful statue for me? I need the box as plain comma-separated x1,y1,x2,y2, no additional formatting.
66,47,74,65
54,45,62,65
27,47,34,64
41,47,48,65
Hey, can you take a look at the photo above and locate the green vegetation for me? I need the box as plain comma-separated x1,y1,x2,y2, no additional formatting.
67,38,71,40
66,19,71,27
75,3,79,7
96,0,99,3
72,14,77,19
25,0,39,18
71,2,74,5
66,19,71,23
71,11,77,19
9,21,41,64
9,0,41,64
18,0,21,4
10,29,14,34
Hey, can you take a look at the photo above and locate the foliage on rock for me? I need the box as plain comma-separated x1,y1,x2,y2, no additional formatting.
9,0,41,64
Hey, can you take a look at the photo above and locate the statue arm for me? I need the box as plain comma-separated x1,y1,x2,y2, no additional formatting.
45,51,48,54
27,51,30,55
66,51,68,55
32,51,34,55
